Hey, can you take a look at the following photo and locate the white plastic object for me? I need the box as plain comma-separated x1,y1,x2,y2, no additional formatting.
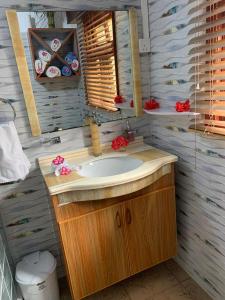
15,251,60,300
139,38,151,53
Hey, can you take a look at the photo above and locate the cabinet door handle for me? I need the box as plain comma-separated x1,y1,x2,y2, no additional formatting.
125,208,132,225
116,211,122,228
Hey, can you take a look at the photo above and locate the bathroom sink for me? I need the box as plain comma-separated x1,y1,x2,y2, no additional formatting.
78,156,143,177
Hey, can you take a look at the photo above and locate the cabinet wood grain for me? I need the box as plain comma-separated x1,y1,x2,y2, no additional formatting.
124,187,176,275
53,169,177,300
59,203,128,299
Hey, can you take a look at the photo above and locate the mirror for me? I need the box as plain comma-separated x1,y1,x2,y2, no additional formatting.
6,9,142,136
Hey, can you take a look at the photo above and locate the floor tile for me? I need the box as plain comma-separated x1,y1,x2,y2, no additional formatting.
86,284,130,300
123,264,179,300
181,278,212,300
154,284,192,300
59,260,212,300
165,260,190,283
121,272,154,300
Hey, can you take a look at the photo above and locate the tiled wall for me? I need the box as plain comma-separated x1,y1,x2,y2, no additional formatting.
0,233,16,300
148,0,225,299
3,1,225,300
0,0,150,284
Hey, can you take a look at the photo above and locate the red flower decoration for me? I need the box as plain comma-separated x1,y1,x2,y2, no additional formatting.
111,135,129,150
114,95,124,104
52,155,64,165
130,100,134,107
175,99,190,112
144,98,160,110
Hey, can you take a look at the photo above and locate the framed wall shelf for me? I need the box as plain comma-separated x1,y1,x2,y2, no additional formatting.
28,28,80,82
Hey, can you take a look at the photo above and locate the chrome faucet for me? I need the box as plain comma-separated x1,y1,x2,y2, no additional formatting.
84,110,102,127
91,111,101,127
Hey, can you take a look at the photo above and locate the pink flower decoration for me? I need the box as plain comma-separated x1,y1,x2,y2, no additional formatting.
52,155,64,165
60,166,71,175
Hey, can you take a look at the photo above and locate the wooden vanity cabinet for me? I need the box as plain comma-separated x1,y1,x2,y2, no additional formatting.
52,168,177,300
123,187,176,276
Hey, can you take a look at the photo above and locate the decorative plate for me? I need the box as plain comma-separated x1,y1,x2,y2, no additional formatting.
46,66,61,78
35,59,47,74
38,49,51,62
65,52,77,65
62,65,72,77
51,38,61,52
71,59,79,72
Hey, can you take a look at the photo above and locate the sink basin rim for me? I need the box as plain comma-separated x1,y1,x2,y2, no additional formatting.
77,156,143,178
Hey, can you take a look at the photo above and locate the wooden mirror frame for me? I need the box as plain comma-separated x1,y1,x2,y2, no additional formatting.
6,10,41,136
6,8,143,137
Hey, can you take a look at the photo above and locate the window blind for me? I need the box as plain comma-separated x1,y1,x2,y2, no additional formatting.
191,0,225,135
80,11,118,111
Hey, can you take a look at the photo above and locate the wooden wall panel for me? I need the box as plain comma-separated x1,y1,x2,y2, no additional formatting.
6,10,41,136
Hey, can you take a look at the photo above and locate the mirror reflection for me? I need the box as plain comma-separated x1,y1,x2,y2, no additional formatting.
17,11,135,134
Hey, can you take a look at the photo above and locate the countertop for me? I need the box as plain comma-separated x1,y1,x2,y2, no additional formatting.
38,137,178,198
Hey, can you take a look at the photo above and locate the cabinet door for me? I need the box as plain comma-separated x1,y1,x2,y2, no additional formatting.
59,203,128,300
124,187,177,275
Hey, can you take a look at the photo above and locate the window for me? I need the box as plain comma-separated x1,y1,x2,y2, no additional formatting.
193,0,225,135
80,11,118,111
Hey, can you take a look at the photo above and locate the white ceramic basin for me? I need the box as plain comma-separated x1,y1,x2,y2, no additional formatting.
78,156,143,178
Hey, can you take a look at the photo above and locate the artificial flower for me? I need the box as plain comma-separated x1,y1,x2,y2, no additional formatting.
60,166,72,175
144,98,160,110
111,135,129,150
114,95,125,104
52,155,64,165
175,99,190,112
130,100,134,107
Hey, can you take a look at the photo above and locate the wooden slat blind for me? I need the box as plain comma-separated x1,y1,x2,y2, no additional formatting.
80,11,118,111
191,0,225,135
